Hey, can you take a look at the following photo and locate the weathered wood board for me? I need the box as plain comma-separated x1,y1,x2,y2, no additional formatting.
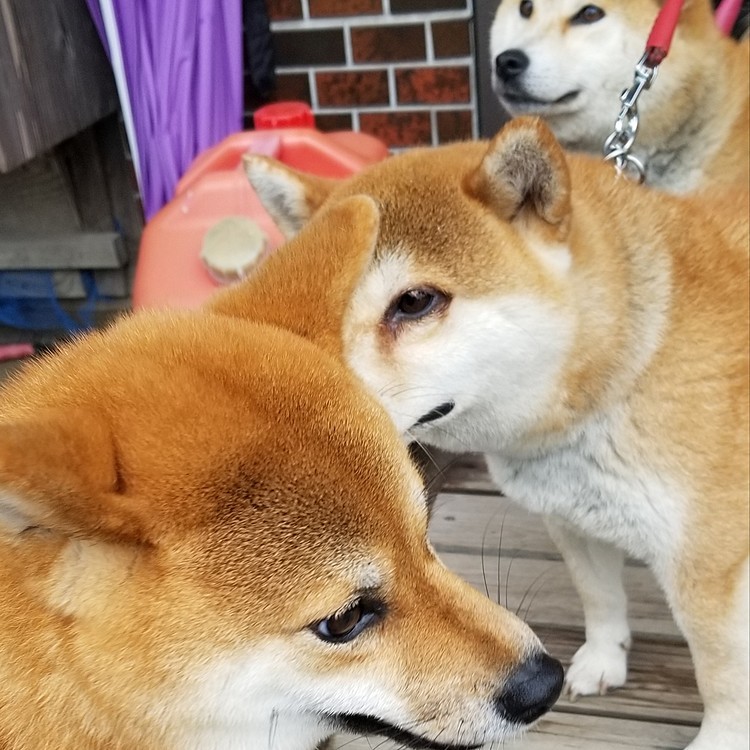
0,0,117,172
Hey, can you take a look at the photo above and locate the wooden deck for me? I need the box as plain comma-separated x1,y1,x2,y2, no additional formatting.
330,454,700,750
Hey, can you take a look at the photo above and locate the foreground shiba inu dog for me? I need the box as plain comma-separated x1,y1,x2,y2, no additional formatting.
489,0,749,192
0,200,564,749
242,117,750,750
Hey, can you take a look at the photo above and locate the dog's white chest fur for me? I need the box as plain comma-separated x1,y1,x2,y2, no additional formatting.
484,409,682,569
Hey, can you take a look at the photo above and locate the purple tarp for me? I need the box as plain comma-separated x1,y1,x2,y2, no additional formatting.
86,0,242,220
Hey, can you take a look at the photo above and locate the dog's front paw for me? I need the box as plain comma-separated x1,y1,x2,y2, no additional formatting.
564,639,630,699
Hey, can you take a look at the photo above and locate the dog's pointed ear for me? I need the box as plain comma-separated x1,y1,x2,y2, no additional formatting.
0,409,148,542
244,154,339,239
209,194,379,355
465,117,571,238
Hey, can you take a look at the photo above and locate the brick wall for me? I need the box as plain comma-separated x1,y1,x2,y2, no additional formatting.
247,0,477,148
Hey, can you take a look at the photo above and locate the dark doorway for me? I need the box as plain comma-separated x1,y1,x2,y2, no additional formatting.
473,0,510,137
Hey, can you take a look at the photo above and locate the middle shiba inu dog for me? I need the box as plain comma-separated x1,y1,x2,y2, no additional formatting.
489,0,750,192
0,197,564,749
242,116,749,750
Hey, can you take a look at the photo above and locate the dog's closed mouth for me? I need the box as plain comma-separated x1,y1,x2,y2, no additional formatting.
414,400,455,426
501,88,579,107
329,713,483,749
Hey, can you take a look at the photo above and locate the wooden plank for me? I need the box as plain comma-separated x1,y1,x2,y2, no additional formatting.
0,155,80,234
57,125,114,232
0,233,125,270
430,492,678,636
433,492,657,571
93,269,129,298
0,0,117,172
330,711,698,750
511,712,698,749
0,0,28,175
0,117,141,301
430,492,559,559
439,550,680,638
440,452,497,493
93,115,144,266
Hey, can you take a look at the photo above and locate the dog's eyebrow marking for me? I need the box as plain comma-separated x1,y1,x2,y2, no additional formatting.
357,562,383,590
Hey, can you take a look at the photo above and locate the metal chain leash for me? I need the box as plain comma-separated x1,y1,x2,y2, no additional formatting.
601,0,690,182
602,0,740,184
602,52,659,184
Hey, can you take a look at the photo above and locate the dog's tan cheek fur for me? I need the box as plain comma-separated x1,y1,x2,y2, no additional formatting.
297,549,531,719
378,559,531,720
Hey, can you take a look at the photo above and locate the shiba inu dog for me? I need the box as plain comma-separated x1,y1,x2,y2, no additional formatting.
242,116,750,750
0,199,564,749
489,0,749,192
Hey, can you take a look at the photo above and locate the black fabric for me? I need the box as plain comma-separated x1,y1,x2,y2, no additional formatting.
244,0,275,101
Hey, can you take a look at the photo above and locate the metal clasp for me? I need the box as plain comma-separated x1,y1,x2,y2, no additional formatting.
603,52,659,183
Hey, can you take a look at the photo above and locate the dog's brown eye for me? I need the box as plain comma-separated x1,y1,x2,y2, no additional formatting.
314,598,382,644
399,289,434,316
520,0,533,18
328,602,362,637
386,287,449,327
570,4,605,24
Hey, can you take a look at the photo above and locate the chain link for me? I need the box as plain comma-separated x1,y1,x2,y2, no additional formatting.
603,52,660,183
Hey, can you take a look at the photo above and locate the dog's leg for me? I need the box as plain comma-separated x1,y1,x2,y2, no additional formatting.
544,517,631,698
671,558,749,750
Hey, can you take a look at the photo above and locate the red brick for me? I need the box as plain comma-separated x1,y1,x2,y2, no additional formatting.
391,0,465,10
316,113,354,131
310,0,381,16
436,109,473,142
316,70,389,107
359,111,432,147
267,0,302,21
274,29,346,67
396,66,470,104
351,25,426,63
432,20,471,58
274,73,311,103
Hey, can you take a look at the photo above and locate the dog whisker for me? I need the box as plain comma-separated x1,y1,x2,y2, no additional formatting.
495,506,512,609
515,568,549,620
481,505,505,600
518,569,552,623
503,551,519,613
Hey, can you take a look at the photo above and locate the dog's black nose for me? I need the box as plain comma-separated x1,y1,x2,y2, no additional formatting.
496,652,564,725
495,49,530,81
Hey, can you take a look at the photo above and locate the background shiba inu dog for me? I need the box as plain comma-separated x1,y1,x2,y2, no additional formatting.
0,200,564,749
489,0,749,192
242,117,750,750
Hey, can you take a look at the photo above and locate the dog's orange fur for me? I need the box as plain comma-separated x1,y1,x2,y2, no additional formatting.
0,200,552,748
241,116,749,749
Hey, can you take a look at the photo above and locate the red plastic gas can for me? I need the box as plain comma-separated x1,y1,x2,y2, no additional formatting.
132,103,388,310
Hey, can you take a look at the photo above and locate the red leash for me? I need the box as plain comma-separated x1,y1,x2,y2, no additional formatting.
646,0,740,66
645,0,686,66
